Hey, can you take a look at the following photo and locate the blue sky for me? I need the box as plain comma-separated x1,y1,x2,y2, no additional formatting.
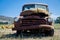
0,0,60,19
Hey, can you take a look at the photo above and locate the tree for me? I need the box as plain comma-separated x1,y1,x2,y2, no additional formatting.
55,17,60,23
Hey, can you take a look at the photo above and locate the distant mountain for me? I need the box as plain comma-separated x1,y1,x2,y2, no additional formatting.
0,15,14,24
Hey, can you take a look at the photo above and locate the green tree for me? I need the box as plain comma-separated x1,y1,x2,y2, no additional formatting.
55,17,60,23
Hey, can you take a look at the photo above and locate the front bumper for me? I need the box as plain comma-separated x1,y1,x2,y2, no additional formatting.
12,25,54,30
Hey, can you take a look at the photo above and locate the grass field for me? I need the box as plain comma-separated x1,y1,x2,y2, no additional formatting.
0,24,60,40
54,24,60,29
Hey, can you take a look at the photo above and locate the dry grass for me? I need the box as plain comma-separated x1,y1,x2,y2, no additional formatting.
0,24,14,29
0,24,60,40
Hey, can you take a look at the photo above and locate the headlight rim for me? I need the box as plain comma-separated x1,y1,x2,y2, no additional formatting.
48,18,53,22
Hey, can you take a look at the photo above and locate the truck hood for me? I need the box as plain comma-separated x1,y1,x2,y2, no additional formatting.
20,8,49,16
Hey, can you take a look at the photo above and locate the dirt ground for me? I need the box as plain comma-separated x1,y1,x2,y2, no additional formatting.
0,29,60,40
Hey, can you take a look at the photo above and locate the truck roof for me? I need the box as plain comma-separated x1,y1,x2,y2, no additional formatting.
23,3,48,7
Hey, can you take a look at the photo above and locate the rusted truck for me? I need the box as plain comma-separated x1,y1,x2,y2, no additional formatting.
12,3,54,36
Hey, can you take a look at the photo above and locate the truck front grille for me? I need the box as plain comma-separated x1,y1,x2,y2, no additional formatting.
22,19,47,26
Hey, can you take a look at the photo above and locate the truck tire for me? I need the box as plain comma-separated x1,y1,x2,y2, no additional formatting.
16,30,23,38
20,31,23,38
16,30,21,36
45,29,54,36
49,29,54,36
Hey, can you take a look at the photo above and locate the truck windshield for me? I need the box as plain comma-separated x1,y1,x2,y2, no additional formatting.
36,4,47,10
24,5,35,11
23,4,48,11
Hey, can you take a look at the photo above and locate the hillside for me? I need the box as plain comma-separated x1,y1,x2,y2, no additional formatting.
0,15,14,24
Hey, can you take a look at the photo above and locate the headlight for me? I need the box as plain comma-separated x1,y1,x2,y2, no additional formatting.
14,17,19,22
48,18,53,22
14,16,23,22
